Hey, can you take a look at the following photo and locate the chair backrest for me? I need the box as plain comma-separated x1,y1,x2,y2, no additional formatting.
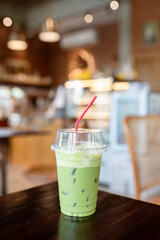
124,115,160,199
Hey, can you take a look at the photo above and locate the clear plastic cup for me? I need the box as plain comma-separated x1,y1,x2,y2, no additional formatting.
51,128,107,217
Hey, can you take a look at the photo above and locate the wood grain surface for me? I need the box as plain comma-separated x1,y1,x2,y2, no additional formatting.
0,182,160,240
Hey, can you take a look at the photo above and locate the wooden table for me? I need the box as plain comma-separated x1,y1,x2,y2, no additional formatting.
0,127,49,195
0,181,159,240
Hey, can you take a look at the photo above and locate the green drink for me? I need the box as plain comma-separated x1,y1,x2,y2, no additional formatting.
56,150,102,217
52,129,107,217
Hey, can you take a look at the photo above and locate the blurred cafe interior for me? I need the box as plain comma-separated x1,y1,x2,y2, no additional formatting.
0,0,160,204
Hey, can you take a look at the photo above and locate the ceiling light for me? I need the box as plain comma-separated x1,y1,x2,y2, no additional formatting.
3,17,12,27
39,18,60,42
84,13,93,24
39,32,60,42
7,32,28,51
110,0,119,11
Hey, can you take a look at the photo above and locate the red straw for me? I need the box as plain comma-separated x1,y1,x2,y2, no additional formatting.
73,96,97,147
75,96,97,132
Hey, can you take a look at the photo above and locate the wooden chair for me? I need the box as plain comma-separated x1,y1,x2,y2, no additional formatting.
124,115,160,205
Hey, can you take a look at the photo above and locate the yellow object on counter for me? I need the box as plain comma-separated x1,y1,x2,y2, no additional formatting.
69,68,92,80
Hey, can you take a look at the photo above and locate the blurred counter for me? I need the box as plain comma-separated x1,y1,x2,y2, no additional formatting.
8,118,63,169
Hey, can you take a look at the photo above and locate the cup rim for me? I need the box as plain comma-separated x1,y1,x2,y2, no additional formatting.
57,128,102,134
51,143,107,152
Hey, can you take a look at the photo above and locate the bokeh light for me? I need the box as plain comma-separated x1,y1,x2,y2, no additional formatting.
3,17,12,27
110,0,119,11
84,13,93,24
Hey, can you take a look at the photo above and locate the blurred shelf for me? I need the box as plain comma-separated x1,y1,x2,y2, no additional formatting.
77,106,110,111
0,74,53,89
65,77,113,90
75,113,110,120
75,98,110,105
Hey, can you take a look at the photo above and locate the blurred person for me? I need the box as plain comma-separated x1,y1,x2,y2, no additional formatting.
45,79,84,121
45,84,66,119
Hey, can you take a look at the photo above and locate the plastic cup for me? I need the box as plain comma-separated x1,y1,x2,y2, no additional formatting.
51,128,107,217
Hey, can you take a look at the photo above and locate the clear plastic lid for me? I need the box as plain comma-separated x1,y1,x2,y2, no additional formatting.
51,128,107,152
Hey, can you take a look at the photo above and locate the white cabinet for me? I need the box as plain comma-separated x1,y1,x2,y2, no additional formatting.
108,82,150,196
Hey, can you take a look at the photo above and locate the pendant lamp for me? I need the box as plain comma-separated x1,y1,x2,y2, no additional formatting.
7,31,28,51
39,17,60,43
